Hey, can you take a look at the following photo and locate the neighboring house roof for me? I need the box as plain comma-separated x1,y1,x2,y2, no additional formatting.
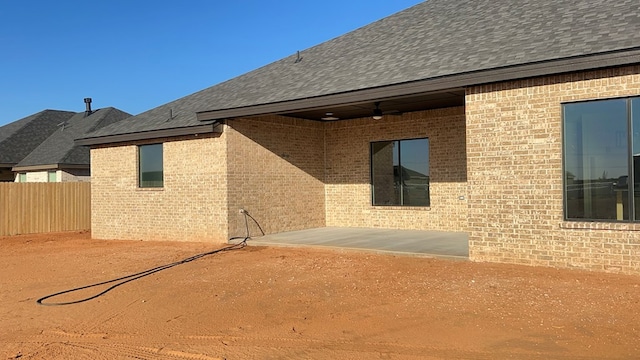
0,110,76,166
78,0,640,145
13,108,131,171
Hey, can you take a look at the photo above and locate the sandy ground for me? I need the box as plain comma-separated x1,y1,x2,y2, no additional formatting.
1,232,639,360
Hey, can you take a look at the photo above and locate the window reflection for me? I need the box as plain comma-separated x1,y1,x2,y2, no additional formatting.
139,143,163,188
563,98,636,220
371,138,429,206
633,98,640,220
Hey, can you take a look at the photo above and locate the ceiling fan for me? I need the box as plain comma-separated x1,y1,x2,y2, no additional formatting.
372,101,402,120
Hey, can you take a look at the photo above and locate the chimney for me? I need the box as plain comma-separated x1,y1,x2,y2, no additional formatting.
84,98,93,117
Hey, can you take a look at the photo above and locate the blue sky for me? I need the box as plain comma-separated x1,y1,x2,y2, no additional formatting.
0,1,423,127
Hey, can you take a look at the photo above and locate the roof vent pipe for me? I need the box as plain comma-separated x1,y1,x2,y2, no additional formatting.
84,98,93,117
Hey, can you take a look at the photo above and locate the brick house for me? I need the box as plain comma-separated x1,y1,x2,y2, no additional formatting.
77,0,640,274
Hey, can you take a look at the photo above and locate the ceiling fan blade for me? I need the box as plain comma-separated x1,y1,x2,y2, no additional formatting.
382,109,403,116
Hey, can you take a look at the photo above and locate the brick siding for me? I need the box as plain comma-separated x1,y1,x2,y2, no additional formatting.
324,107,468,231
466,65,640,274
91,110,468,243
16,169,90,182
225,116,326,238
90,133,229,242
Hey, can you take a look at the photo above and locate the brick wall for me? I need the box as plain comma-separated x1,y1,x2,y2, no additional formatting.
225,116,326,238
17,169,91,182
324,107,468,231
91,111,467,243
91,133,229,242
466,65,640,274
60,168,91,182
18,171,49,183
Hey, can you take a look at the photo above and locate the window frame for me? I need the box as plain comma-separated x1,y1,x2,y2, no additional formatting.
138,143,164,188
370,137,430,207
562,95,639,222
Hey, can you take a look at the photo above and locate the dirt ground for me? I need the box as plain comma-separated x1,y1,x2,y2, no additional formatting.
1,232,639,360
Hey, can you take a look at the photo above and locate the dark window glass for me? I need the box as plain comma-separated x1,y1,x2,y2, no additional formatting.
371,138,429,206
633,98,640,220
372,141,400,205
139,144,163,188
563,98,639,221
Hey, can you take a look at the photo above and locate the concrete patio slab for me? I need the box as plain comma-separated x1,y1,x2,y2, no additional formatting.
233,227,469,259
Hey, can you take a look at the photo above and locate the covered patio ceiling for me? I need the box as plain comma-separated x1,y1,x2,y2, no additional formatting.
197,87,466,123
280,89,465,121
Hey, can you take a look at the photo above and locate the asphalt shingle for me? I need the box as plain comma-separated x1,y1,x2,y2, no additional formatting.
0,110,76,164
15,108,131,167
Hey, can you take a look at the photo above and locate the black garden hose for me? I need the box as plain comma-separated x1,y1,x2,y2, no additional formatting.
37,210,263,306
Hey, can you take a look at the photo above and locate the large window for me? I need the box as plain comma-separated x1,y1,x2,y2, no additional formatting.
563,97,640,221
138,143,163,188
371,138,430,206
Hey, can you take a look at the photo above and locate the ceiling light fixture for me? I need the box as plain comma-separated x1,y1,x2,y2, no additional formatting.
321,112,339,121
372,102,383,120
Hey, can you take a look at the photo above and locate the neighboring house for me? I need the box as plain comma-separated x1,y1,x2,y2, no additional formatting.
0,110,76,181
13,101,131,182
0,99,131,182
77,0,640,274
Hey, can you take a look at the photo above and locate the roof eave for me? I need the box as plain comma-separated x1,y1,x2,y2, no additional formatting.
197,48,640,121
75,123,223,146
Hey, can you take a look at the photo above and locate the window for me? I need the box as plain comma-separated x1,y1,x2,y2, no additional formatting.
138,143,163,188
18,173,26,182
563,97,640,221
47,171,56,182
371,138,430,206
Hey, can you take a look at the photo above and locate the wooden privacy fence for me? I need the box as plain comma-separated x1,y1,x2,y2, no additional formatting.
0,182,91,236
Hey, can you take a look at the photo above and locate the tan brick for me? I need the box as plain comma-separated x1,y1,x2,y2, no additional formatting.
466,65,640,275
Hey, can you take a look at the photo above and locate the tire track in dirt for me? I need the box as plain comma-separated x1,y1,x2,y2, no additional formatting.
8,337,224,360
5,233,639,359
9,330,610,360
58,297,142,335
12,342,110,360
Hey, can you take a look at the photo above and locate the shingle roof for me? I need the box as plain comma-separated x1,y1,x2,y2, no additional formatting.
14,108,131,168
83,0,640,139
0,110,76,165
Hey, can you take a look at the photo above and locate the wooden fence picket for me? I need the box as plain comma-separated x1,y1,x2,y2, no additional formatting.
0,182,91,236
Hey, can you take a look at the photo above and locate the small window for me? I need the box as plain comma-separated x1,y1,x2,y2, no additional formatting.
371,138,430,206
18,173,26,182
47,171,56,182
138,143,163,188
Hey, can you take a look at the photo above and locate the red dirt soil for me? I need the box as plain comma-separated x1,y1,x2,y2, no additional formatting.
1,231,639,359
